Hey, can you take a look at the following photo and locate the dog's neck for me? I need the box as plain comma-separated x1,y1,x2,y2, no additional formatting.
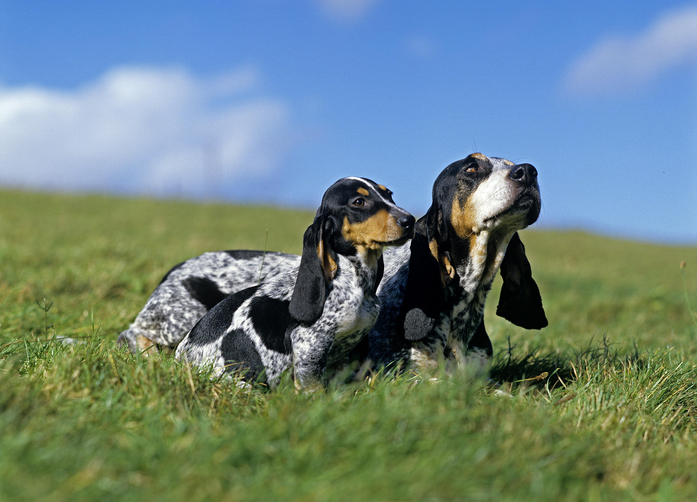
353,245,383,271
339,248,383,295
456,228,514,295
446,228,516,343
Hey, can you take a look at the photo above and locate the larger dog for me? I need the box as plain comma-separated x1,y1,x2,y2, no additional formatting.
117,153,545,376
367,153,547,374
174,177,414,389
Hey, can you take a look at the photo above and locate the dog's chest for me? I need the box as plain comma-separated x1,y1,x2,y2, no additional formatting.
325,270,380,362
332,282,379,338
438,282,491,345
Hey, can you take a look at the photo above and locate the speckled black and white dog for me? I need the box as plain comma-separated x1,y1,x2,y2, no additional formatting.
173,177,414,389
367,153,547,374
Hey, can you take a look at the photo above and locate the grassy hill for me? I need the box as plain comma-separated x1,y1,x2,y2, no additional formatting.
1,189,696,501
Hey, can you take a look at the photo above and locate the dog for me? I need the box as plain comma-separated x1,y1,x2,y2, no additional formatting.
367,153,547,374
173,177,414,389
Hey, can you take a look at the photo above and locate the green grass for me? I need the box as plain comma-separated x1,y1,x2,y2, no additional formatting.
1,188,697,501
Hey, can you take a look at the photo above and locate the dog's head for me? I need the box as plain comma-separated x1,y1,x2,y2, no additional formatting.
289,177,415,325
403,153,546,341
424,153,541,267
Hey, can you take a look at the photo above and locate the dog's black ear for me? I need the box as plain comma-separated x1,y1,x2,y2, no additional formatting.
424,202,448,246
400,233,444,341
424,202,439,240
289,219,337,325
496,232,548,329
374,254,384,294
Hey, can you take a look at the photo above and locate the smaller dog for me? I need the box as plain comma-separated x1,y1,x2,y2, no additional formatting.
175,177,415,390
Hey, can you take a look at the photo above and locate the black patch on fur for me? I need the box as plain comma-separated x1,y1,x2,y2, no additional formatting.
182,276,229,311
375,254,384,294
249,296,293,354
187,286,258,346
220,328,266,383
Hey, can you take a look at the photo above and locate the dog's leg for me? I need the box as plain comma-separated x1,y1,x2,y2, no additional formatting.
463,320,493,377
291,328,331,392
117,328,160,356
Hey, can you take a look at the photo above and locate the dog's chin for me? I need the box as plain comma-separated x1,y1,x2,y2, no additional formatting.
355,232,413,253
481,204,537,234
482,192,540,228
377,233,413,247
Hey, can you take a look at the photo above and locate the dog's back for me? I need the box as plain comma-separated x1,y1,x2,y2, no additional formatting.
117,250,298,353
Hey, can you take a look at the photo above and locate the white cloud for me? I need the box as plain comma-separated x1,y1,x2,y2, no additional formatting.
0,66,294,198
315,0,381,22
563,5,697,95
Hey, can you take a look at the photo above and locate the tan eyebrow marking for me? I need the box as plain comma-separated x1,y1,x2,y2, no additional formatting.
357,187,369,196
503,159,514,166
378,184,387,191
471,153,488,161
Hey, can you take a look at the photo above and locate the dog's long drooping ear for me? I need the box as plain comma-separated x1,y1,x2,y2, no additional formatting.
496,232,548,329
289,218,337,325
423,200,449,249
400,233,445,341
374,254,385,294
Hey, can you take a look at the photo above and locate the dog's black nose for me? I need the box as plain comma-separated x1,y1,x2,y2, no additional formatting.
398,214,415,229
509,163,538,185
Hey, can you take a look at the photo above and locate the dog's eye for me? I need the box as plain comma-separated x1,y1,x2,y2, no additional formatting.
351,197,366,207
465,164,479,173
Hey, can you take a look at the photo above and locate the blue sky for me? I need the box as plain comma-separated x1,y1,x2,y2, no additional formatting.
1,1,697,244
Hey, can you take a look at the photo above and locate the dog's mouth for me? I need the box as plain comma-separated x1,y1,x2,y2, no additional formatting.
483,192,540,228
375,233,413,247
358,228,414,251
374,223,415,247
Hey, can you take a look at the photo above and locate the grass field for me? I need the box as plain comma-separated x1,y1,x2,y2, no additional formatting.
1,188,697,501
